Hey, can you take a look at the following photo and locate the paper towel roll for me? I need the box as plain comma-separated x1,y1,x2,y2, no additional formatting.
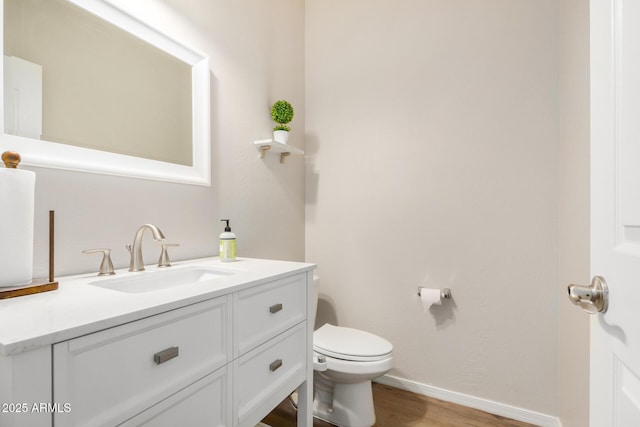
420,288,442,312
0,167,35,287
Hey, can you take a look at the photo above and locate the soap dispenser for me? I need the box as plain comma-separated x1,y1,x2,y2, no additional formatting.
219,219,236,262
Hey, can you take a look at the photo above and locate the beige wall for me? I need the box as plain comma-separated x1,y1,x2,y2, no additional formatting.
306,0,559,415
26,0,306,278
558,0,590,425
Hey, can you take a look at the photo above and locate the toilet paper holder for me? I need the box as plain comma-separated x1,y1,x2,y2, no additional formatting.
418,287,452,299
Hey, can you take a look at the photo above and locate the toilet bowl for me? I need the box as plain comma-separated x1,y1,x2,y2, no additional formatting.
311,277,393,427
312,324,393,427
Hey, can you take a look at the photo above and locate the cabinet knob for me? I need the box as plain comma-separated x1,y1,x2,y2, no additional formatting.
154,346,179,365
269,303,283,314
269,359,283,372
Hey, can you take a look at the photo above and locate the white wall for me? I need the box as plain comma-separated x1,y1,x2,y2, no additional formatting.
23,0,306,279
305,0,559,415
558,0,590,425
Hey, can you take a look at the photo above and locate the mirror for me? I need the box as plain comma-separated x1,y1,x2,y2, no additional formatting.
0,0,210,185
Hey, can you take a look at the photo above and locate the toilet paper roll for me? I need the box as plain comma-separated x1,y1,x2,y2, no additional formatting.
0,168,35,287
420,288,442,312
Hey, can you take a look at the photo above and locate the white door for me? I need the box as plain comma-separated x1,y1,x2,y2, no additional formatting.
576,0,640,425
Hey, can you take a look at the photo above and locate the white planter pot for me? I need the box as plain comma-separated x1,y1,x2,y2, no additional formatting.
273,130,289,144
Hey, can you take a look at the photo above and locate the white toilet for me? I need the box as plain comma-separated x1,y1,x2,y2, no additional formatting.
311,277,393,427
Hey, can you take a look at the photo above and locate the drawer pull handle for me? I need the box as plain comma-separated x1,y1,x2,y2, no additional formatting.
154,346,179,365
269,359,283,372
269,303,283,314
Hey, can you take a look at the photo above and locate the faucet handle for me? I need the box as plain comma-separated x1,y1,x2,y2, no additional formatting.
157,243,179,268
83,248,116,276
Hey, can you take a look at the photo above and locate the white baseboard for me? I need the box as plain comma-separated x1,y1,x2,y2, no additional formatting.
374,375,560,427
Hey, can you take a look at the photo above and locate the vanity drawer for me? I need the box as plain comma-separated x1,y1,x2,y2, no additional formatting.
53,296,230,427
235,322,307,426
119,365,230,427
236,273,307,355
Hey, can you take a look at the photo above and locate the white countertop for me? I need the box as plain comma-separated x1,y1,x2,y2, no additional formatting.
0,257,315,357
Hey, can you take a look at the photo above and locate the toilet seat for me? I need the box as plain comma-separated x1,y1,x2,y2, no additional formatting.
313,324,393,362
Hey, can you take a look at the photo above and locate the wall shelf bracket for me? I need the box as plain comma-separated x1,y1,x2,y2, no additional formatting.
259,145,271,158
254,139,303,164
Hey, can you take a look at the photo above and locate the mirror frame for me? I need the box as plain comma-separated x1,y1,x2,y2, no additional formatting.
0,0,210,186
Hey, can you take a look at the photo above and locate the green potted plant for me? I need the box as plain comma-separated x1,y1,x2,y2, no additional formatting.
271,100,294,144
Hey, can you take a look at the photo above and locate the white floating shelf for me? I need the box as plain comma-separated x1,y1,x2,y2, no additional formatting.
254,139,304,163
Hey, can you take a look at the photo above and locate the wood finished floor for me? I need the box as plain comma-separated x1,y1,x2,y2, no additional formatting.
261,383,537,427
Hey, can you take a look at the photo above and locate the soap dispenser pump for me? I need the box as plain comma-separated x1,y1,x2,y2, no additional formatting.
219,219,236,262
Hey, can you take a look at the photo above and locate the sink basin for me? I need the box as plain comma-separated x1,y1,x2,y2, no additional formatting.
89,267,234,293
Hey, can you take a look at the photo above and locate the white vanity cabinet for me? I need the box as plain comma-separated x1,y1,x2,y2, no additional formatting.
0,259,315,427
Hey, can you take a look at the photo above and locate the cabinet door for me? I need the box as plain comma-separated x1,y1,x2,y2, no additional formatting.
54,296,230,427
119,365,230,427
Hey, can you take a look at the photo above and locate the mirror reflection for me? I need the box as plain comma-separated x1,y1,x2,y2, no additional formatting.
4,0,193,166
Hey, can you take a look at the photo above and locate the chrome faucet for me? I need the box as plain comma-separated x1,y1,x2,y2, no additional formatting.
126,224,166,272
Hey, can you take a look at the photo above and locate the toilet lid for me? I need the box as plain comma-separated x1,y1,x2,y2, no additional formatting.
313,324,393,362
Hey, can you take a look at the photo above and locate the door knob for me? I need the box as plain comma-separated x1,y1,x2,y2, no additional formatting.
567,276,609,314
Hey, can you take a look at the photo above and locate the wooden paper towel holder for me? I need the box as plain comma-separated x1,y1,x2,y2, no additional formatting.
0,210,58,299
0,152,58,299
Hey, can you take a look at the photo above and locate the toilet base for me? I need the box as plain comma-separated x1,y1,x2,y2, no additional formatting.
313,372,375,427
